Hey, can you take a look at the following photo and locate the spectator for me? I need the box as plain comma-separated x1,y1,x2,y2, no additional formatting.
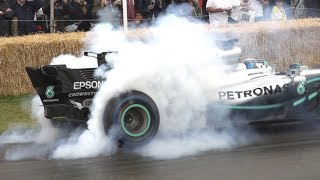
166,0,196,17
42,0,70,32
126,0,135,20
144,0,163,24
167,0,195,17
161,0,174,12
92,0,100,19
269,0,289,7
230,0,250,23
98,0,147,26
271,0,287,20
0,0,13,36
292,0,306,19
99,0,136,22
269,0,290,18
128,11,145,28
206,0,233,25
98,0,122,27
262,0,270,19
199,0,209,22
134,0,147,14
249,0,264,21
67,0,93,31
191,0,201,17
11,0,42,35
34,7,48,32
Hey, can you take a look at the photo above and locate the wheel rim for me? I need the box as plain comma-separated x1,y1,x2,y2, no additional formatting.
121,104,151,137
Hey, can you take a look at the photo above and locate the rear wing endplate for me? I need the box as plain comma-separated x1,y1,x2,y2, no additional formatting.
84,51,118,66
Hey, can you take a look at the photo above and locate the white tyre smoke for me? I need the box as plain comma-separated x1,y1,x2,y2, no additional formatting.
51,15,251,159
1,12,254,160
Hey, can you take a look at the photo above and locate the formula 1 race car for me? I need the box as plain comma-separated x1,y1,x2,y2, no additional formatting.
25,43,320,147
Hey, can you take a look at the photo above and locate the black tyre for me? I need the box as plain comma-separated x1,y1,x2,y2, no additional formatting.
103,90,160,147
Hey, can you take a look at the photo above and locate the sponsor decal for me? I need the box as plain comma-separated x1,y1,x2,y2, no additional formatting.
297,81,306,95
218,84,290,100
70,99,83,109
82,99,92,108
45,86,55,98
68,92,96,97
74,81,103,90
43,98,59,103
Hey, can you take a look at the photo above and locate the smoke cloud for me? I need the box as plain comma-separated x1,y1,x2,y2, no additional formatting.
52,14,253,159
0,96,63,160
1,12,255,160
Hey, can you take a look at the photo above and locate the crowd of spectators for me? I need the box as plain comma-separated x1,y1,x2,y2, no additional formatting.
0,0,319,36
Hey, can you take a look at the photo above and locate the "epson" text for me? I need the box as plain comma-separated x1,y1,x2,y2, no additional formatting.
74,81,103,90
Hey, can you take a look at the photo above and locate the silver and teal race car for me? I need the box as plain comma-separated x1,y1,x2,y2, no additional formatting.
25,43,320,147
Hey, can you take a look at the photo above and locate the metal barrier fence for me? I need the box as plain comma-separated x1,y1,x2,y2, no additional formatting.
4,7,320,36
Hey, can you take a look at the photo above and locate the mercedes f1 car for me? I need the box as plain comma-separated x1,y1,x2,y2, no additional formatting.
25,42,320,147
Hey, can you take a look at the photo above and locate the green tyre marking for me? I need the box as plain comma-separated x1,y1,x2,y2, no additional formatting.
121,104,151,137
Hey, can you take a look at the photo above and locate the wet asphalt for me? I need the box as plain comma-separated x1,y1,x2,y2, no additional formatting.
1,123,320,180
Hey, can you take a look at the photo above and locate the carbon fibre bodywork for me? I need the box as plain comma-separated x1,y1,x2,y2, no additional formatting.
25,51,320,127
26,65,99,124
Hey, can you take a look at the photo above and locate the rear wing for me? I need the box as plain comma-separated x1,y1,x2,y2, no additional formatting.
84,51,118,67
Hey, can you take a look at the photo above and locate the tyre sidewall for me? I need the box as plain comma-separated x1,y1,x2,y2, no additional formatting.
104,91,160,147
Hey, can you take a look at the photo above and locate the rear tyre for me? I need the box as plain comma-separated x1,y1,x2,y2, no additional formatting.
103,90,160,147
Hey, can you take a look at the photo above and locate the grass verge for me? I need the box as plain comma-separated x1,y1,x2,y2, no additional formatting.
0,95,35,132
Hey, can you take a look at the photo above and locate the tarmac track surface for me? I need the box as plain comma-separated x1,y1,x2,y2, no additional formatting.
1,124,320,180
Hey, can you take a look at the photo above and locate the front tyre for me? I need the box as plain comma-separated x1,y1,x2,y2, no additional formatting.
103,90,160,147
